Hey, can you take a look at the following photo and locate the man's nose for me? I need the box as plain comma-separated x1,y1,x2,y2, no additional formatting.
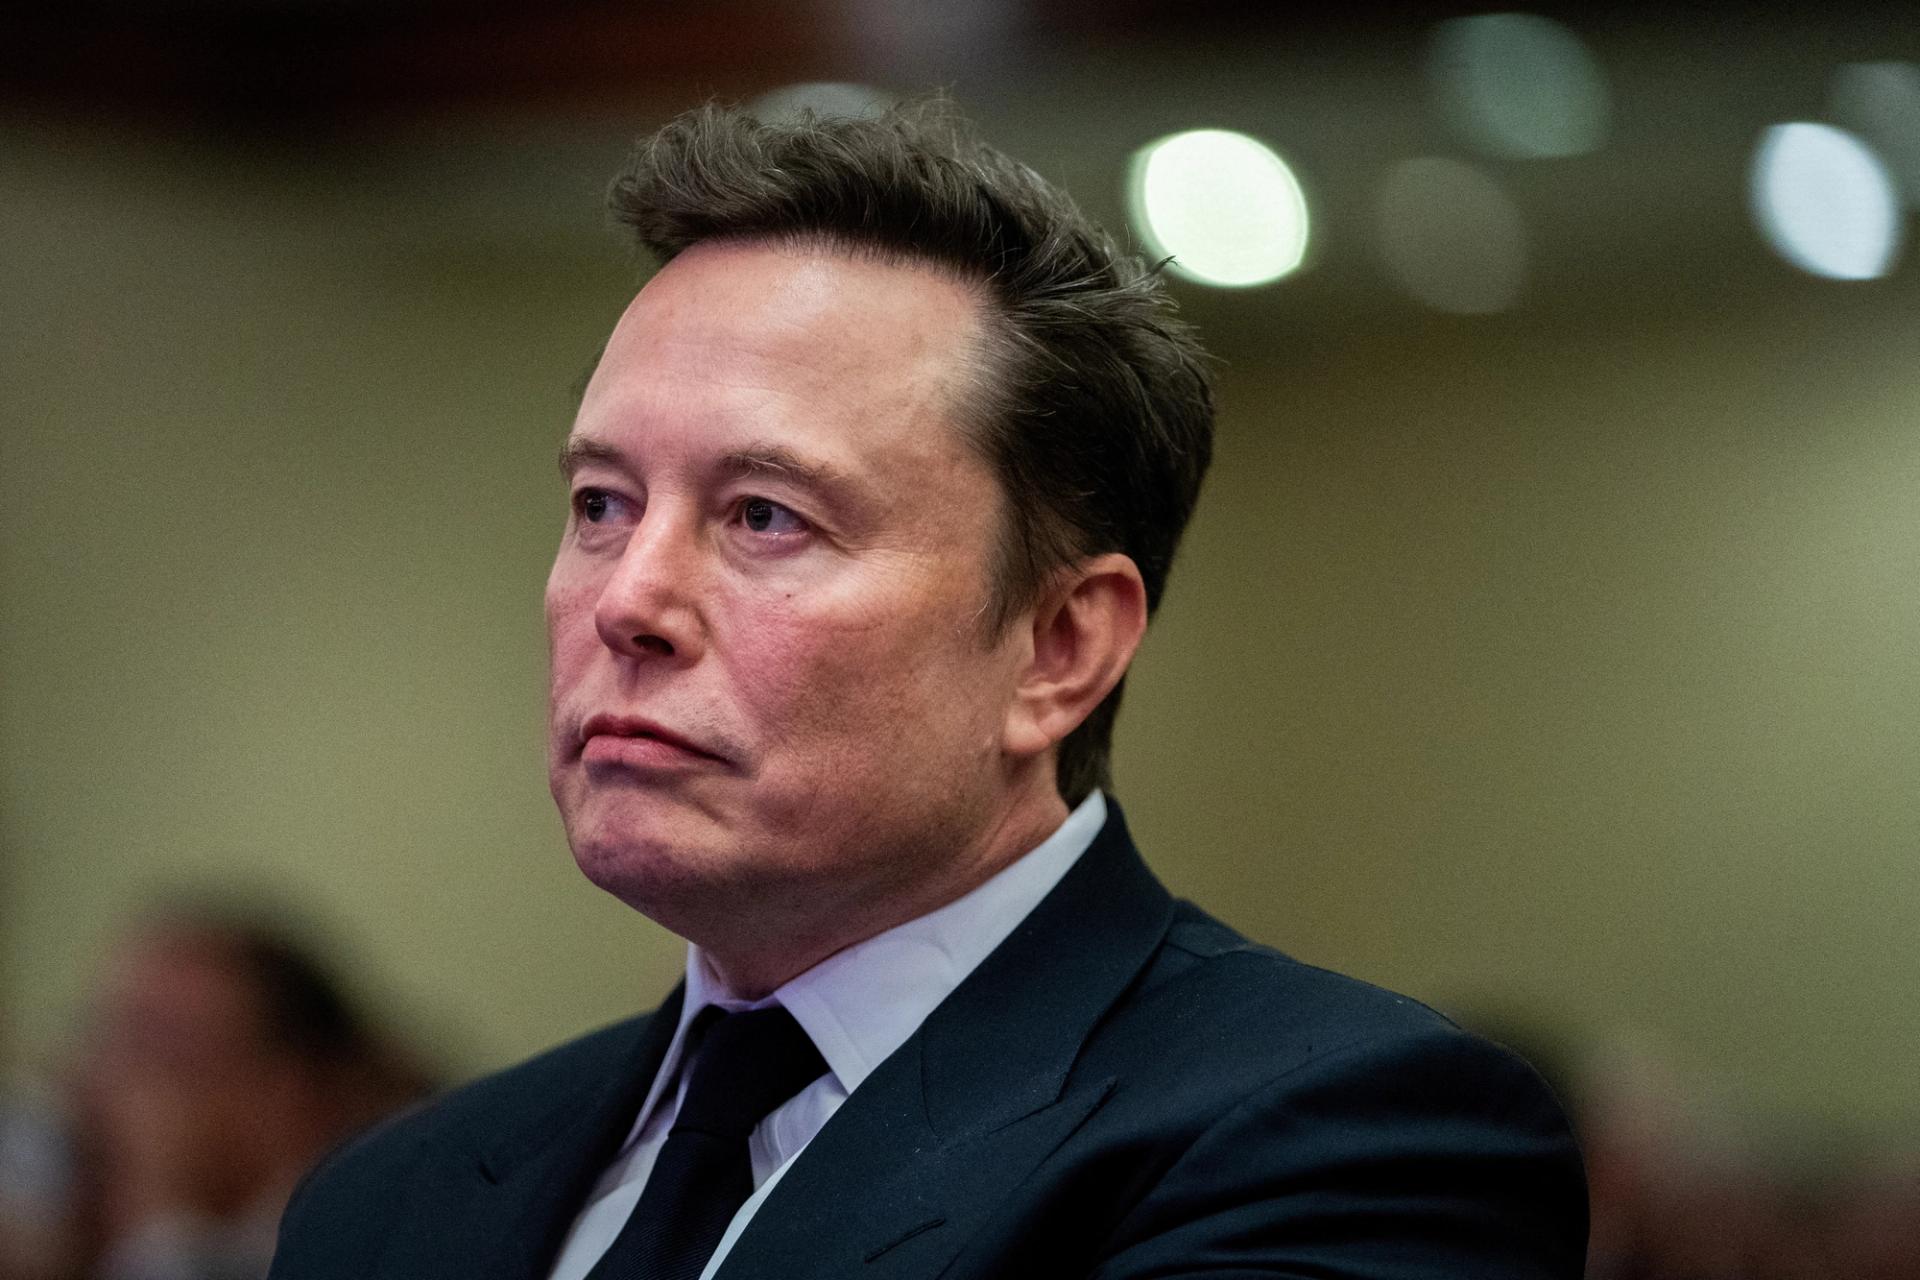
592,513,704,663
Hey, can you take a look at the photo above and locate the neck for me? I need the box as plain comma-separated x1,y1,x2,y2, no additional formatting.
700,784,1074,1000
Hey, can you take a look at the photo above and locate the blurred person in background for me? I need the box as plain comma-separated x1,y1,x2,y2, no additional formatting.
2,1032,74,1280
60,906,432,1280
1825,1151,1920,1280
1573,1035,1920,1280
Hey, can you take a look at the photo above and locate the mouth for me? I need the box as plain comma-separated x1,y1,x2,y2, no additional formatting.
577,714,727,767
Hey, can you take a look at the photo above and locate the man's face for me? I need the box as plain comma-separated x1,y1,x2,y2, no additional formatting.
546,241,1033,949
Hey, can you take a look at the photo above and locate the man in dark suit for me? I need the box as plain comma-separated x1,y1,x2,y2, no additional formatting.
270,102,1586,1279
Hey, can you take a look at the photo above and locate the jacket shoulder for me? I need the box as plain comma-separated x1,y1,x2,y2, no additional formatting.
351,1013,649,1166
424,1015,650,1138
1148,900,1468,1048
269,1014,653,1278
1080,903,1588,1277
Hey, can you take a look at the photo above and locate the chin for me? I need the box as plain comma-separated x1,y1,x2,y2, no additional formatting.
565,803,741,914
571,833,700,920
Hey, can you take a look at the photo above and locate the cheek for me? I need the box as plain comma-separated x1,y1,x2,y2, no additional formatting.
544,578,600,683
725,590,989,759
726,604,873,731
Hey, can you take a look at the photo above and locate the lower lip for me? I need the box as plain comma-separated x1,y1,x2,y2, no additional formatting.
581,734,719,771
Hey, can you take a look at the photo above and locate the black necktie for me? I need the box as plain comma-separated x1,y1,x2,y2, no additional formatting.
585,1005,828,1280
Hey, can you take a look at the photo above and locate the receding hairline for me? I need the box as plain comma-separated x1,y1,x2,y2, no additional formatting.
580,230,1009,440
659,227,1005,303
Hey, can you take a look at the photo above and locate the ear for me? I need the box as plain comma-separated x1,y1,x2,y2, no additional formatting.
1002,553,1149,761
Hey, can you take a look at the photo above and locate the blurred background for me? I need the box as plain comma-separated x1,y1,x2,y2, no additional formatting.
3,0,1918,1276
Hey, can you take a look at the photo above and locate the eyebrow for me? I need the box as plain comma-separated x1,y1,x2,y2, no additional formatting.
717,442,856,496
556,437,869,510
557,437,623,478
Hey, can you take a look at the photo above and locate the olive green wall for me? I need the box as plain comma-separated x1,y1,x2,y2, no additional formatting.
4,121,1917,1139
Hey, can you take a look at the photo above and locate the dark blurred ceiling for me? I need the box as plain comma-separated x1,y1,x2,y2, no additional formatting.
5,0,1913,331
5,0,1916,134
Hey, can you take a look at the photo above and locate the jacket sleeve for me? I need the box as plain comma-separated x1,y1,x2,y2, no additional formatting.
1087,1024,1589,1279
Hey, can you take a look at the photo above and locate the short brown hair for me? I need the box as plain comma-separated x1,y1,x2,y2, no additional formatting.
609,100,1214,805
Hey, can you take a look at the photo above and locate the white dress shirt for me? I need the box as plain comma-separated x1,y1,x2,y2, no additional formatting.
544,792,1107,1280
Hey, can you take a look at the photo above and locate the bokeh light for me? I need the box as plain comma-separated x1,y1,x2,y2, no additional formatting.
1829,61,1920,207
1128,129,1310,288
1375,157,1528,314
1428,13,1612,160
1750,123,1902,281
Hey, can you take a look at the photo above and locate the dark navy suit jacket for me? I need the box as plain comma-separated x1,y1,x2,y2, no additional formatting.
270,804,1588,1278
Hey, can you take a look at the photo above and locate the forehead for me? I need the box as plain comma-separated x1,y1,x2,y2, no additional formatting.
577,240,988,468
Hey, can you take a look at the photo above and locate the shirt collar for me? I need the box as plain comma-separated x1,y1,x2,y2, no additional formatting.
656,791,1107,1106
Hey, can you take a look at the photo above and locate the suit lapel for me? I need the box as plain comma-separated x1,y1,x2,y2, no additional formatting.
713,803,1174,1278
386,985,686,1280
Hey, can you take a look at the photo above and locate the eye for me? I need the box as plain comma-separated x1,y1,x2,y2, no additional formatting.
739,497,808,537
574,489,613,522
